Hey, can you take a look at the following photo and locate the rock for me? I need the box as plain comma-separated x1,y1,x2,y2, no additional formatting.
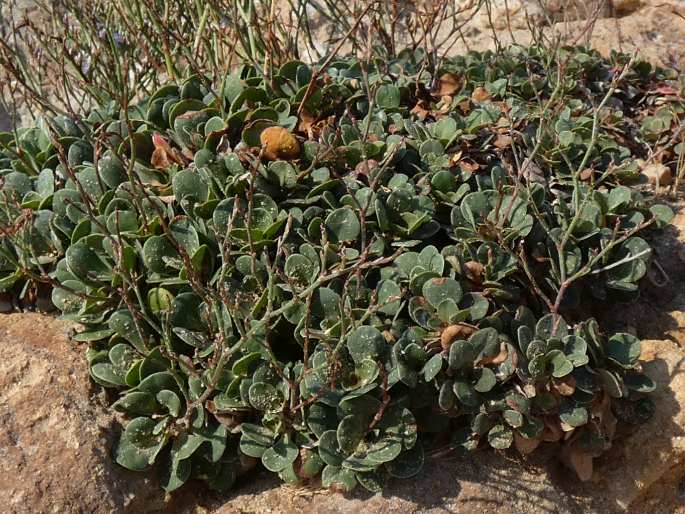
553,1,685,70
547,0,644,19
438,0,685,71
475,0,545,30
613,0,644,15
641,162,674,186
0,313,165,514
591,339,685,510
259,126,301,161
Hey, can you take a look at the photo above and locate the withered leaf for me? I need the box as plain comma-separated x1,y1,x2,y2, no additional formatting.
514,432,541,455
441,323,478,350
472,87,492,103
433,72,462,97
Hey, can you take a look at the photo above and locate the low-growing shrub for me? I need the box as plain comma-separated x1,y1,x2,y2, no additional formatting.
0,45,681,492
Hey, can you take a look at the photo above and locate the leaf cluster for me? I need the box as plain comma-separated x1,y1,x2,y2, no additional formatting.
0,45,681,491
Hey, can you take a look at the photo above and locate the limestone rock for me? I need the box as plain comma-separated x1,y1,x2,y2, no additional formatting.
0,313,165,514
600,339,685,510
476,0,546,30
547,0,643,21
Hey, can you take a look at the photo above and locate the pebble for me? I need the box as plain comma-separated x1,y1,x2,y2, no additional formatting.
641,162,673,186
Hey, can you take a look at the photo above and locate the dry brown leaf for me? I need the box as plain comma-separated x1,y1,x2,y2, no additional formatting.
459,159,480,173
493,134,512,149
566,446,594,481
298,109,317,136
514,432,541,455
472,87,492,103
579,168,594,181
151,147,171,170
411,100,431,120
151,132,185,170
479,342,508,366
463,260,484,285
640,160,673,186
433,73,462,97
449,151,463,166
354,159,380,176
654,84,678,96
521,158,546,185
438,98,455,114
523,383,537,398
542,417,563,442
440,323,478,350
560,422,576,433
382,330,396,343
495,101,511,113
552,376,576,396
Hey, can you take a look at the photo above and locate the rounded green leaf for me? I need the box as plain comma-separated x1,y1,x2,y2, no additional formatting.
147,287,174,313
115,417,165,471
143,236,177,274
248,382,281,411
449,340,475,370
487,424,513,449
321,464,358,491
337,414,365,455
422,277,463,309
112,391,159,416
423,353,443,382
376,279,402,315
385,442,424,478
261,437,299,472
474,367,497,393
284,253,318,284
325,207,360,243
375,84,401,110
453,379,480,407
318,430,344,466
548,350,573,378
606,333,641,367
172,169,208,204
347,325,384,364
108,309,147,353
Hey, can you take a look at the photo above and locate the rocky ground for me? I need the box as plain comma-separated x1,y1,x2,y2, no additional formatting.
2,1,685,513
464,0,685,71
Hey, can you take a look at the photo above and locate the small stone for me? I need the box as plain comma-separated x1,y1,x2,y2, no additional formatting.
641,162,673,186
259,126,301,161
0,313,166,513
